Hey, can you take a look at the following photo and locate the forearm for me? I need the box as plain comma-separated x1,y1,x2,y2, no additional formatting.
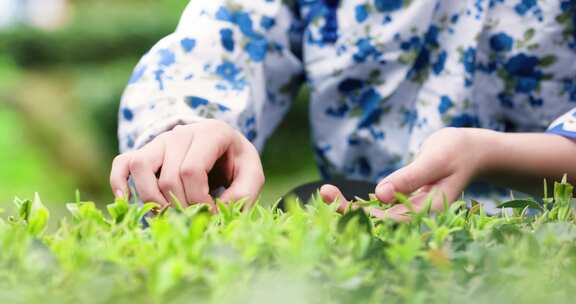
474,129,576,196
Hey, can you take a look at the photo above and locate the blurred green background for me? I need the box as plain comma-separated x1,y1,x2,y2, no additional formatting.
0,0,318,218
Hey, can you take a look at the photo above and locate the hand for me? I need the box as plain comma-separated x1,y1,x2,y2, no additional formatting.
321,128,492,221
110,120,265,209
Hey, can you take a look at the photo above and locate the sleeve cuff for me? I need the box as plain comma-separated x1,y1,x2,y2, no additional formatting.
547,108,576,139
131,116,207,152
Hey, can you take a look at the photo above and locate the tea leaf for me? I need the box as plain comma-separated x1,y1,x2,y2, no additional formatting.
497,199,542,210
27,193,49,235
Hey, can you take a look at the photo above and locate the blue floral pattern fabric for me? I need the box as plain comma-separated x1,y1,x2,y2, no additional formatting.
119,0,576,182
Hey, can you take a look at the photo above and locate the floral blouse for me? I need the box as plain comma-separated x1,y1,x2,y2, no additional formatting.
119,0,576,182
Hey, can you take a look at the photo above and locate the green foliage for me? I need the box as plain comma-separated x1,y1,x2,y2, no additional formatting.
2,181,576,303
13,193,49,236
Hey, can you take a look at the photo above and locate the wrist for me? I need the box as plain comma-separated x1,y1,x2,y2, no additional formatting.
468,128,507,179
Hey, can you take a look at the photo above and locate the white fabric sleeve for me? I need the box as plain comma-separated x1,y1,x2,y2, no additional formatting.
118,0,304,153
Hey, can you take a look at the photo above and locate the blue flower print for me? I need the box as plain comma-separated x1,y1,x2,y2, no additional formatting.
529,96,543,107
355,4,368,23
185,96,231,114
186,96,209,109
180,38,196,53
400,36,421,51
260,16,276,30
326,104,350,118
498,92,514,108
216,6,268,60
220,29,235,52
234,11,259,38
128,65,147,84
353,38,381,63
489,32,513,52
374,0,403,12
216,61,241,82
449,114,480,128
215,60,246,90
514,0,536,15
563,79,576,102
242,116,258,141
462,47,476,74
158,49,176,67
245,38,268,62
320,6,339,43
338,78,365,93
403,109,418,131
438,96,453,114
432,51,447,75
122,108,134,121
503,53,542,93
424,25,439,47
357,89,384,128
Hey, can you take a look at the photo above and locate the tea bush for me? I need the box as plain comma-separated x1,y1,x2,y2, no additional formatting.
1,179,576,304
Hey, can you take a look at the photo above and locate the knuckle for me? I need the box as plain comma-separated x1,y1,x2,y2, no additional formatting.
172,124,194,135
229,190,251,202
398,172,418,192
236,192,251,201
188,196,208,205
137,189,154,203
422,128,469,160
206,119,230,130
432,127,466,144
179,164,202,179
256,171,266,186
172,124,186,132
431,153,454,168
206,133,226,146
260,173,266,186
128,155,147,171
244,139,259,152
206,120,234,137
148,133,168,146
112,153,129,166
158,177,176,193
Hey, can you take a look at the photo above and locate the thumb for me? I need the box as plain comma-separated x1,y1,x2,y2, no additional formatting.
375,156,448,203
218,151,265,206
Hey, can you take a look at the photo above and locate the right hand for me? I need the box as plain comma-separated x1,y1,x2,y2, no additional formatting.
110,119,265,210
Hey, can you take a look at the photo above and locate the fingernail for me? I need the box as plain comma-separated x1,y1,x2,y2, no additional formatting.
376,182,394,202
115,190,124,198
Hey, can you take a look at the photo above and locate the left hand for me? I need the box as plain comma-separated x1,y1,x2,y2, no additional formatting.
320,128,492,221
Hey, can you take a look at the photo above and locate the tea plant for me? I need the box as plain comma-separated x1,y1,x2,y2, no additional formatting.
1,179,576,304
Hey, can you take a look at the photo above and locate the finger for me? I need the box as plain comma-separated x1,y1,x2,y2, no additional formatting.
367,207,387,219
385,175,465,221
158,128,193,206
375,155,449,203
129,137,168,206
179,131,222,206
320,184,350,213
110,153,132,199
382,190,439,222
382,204,412,222
218,145,264,206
